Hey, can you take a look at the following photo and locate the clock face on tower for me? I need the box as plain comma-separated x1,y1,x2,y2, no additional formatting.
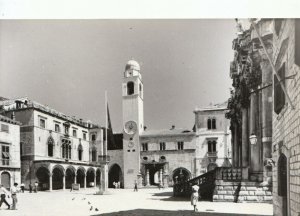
124,121,137,135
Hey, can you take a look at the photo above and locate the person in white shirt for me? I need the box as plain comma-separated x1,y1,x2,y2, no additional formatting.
0,184,10,209
191,184,200,212
10,183,19,210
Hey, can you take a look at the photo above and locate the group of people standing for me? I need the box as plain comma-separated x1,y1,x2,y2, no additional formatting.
0,181,39,211
0,183,20,210
112,181,121,189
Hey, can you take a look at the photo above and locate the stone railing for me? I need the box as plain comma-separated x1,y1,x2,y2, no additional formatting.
215,167,243,181
173,169,216,200
173,167,246,200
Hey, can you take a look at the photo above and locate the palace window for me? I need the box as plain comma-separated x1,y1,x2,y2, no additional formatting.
1,124,9,133
159,142,166,151
91,134,96,142
177,141,184,150
73,129,77,137
274,63,286,114
39,118,46,129
92,147,97,162
78,144,83,161
208,140,217,153
47,137,54,157
142,143,148,151
64,125,69,135
54,124,60,132
1,145,10,165
127,81,134,95
62,140,71,159
207,118,216,130
83,132,87,140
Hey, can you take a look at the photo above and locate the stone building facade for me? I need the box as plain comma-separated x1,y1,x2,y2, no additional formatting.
270,19,300,216
0,98,106,191
194,103,231,176
0,114,21,189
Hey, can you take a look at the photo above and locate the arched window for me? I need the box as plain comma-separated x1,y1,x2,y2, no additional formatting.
48,137,54,157
127,82,134,95
68,145,72,159
278,153,287,196
78,144,83,161
207,119,212,129
92,147,97,162
212,118,216,129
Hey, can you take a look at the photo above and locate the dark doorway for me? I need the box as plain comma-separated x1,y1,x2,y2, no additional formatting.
1,172,11,189
172,168,190,184
86,169,95,187
52,167,64,190
76,168,85,188
108,164,122,188
36,167,50,190
278,154,288,216
65,168,75,189
96,169,101,186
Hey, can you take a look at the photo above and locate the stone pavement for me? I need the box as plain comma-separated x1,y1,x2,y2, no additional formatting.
0,187,273,216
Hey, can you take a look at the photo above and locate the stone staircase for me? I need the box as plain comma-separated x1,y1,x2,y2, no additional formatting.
213,180,273,203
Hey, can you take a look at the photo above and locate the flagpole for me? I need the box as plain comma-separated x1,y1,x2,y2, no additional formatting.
105,90,107,156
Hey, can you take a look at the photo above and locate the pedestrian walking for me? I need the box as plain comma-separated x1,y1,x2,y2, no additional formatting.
20,183,25,193
10,183,19,210
133,181,138,192
191,183,199,212
29,183,32,193
34,181,38,193
0,184,10,209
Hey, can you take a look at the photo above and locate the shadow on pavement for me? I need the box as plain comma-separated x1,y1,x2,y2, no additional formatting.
91,209,271,216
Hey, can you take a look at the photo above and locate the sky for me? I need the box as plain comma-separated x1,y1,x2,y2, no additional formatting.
0,19,237,132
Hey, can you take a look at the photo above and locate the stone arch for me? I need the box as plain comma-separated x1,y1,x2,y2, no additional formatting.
86,167,95,187
65,166,76,189
127,81,134,95
0,171,11,189
36,166,50,190
52,165,65,190
108,164,123,188
76,167,86,188
172,167,191,184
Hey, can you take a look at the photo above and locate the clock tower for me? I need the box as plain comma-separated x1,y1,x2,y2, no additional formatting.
122,60,144,188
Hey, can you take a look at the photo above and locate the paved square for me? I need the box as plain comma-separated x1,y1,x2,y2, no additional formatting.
0,188,273,216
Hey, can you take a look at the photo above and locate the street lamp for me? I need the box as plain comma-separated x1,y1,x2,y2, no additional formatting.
249,133,258,145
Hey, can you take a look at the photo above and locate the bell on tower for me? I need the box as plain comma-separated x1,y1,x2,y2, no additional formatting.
125,59,140,77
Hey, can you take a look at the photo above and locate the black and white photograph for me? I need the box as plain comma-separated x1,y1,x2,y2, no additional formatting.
0,1,299,215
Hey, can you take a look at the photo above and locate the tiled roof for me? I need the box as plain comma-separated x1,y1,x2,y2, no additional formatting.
140,128,195,137
0,114,21,125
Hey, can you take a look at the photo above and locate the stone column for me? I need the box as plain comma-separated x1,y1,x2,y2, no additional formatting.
260,59,273,184
49,174,52,191
83,174,86,189
100,164,108,192
146,169,150,186
249,91,262,181
233,122,239,167
242,107,249,167
94,173,97,188
159,169,163,184
241,107,249,180
63,174,66,190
